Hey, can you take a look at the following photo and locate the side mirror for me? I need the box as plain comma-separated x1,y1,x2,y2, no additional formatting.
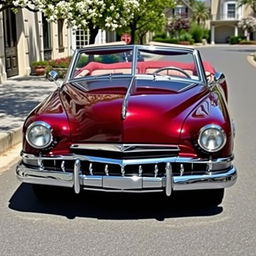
214,72,225,84
47,70,59,82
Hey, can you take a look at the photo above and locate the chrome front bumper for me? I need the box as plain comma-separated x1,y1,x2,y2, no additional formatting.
16,154,237,196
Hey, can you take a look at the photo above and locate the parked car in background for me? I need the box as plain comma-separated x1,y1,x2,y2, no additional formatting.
16,43,237,206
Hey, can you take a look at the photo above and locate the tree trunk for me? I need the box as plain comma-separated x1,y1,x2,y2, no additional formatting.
129,22,137,44
88,23,99,45
139,32,147,45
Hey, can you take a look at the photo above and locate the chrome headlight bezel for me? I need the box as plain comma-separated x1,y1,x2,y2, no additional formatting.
198,124,227,153
25,121,53,149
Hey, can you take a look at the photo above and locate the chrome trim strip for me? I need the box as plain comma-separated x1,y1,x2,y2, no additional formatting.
74,160,81,194
89,163,93,175
61,161,65,172
21,153,233,166
81,188,164,193
193,49,207,84
105,164,109,176
154,164,159,177
70,143,180,152
173,168,237,190
16,163,237,192
165,163,172,196
121,76,135,120
138,165,143,177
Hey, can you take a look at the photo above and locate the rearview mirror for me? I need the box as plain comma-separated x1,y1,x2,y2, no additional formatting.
214,72,225,84
47,70,59,82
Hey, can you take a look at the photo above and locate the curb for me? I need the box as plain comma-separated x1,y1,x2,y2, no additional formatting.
247,54,256,68
0,127,22,155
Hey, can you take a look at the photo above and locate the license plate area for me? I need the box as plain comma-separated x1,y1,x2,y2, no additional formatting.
103,176,142,189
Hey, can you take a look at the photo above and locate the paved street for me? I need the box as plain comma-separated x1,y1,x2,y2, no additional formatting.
1,45,256,256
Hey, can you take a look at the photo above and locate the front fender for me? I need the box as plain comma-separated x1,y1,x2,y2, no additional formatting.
23,90,71,155
179,90,233,158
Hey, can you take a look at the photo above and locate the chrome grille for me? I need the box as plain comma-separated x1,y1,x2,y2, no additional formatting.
23,159,208,177
70,143,180,159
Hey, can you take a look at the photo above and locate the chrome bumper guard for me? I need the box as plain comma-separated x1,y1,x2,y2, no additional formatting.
16,154,237,196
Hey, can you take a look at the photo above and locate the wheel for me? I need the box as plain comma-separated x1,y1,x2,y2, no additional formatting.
153,66,191,78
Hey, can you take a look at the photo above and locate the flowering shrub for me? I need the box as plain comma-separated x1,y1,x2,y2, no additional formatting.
238,17,256,33
167,18,190,37
48,57,72,68
238,17,256,40
46,57,71,78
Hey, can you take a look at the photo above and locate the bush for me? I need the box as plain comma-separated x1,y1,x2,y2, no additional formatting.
153,32,167,40
152,37,180,44
97,54,122,64
32,60,48,67
77,55,89,68
179,32,194,44
46,57,72,78
48,57,71,68
189,24,204,43
229,36,241,44
202,28,210,41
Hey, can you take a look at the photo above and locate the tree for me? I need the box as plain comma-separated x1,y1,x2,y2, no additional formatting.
238,16,256,40
191,0,209,26
0,0,38,12
0,0,140,44
120,0,176,44
239,0,256,14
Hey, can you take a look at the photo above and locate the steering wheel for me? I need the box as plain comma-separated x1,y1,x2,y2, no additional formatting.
153,66,191,79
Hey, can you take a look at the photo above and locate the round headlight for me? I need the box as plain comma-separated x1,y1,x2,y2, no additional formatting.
26,121,53,149
198,125,226,152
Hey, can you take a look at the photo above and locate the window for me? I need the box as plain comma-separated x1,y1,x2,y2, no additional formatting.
227,3,236,19
174,6,188,18
42,15,52,60
75,29,90,49
58,19,64,52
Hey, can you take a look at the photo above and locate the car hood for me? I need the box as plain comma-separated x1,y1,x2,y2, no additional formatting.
61,79,208,144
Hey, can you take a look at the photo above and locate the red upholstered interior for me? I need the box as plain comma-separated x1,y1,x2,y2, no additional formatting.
75,61,216,77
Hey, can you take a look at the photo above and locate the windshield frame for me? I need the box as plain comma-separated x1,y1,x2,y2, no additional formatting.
64,45,207,85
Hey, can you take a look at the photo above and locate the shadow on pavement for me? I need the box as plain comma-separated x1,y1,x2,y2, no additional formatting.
9,183,223,221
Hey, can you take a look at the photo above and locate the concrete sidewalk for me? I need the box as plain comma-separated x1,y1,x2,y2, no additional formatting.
0,76,56,154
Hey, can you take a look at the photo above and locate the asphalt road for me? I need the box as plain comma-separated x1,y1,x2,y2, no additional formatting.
1,45,256,256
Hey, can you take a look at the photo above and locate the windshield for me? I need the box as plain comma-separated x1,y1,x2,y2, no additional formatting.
72,49,133,79
70,46,203,82
137,49,199,81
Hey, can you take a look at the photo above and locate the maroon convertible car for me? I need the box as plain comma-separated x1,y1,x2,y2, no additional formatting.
16,43,237,205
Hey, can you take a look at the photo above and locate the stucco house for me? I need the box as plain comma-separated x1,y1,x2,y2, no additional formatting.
210,0,255,44
0,8,118,83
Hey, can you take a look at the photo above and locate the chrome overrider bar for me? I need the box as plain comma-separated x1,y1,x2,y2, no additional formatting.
16,153,237,196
